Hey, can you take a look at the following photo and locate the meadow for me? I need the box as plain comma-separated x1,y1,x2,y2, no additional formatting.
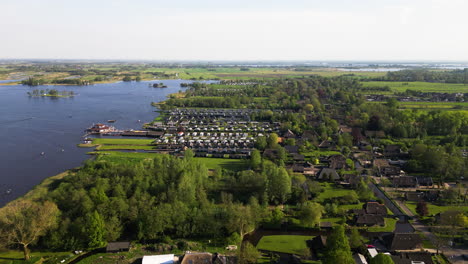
366,101,468,110
362,81,468,93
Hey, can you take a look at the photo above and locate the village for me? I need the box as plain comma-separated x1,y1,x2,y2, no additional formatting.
82,96,466,264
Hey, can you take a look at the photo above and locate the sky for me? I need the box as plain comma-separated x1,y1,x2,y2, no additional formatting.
0,0,467,61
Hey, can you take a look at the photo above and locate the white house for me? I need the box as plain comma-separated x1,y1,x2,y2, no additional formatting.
142,254,175,264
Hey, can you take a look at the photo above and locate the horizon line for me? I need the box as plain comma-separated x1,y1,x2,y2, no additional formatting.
1,58,468,65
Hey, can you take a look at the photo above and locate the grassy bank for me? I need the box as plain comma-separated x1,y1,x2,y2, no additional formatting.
91,138,154,145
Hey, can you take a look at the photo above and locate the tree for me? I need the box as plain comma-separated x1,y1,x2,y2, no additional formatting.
0,200,59,260
267,167,291,204
324,225,354,264
238,242,260,264
267,133,279,148
284,138,296,146
304,104,314,112
416,201,429,217
85,211,106,248
255,136,267,150
298,202,323,228
226,204,257,240
250,149,262,170
183,148,194,160
348,228,364,249
356,178,374,201
386,98,399,109
370,253,394,264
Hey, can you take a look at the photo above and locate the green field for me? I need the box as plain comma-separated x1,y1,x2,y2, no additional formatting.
194,157,248,171
92,152,247,171
367,101,468,110
398,101,468,110
405,201,468,216
362,81,468,93
144,67,386,80
96,145,155,150
256,235,313,255
91,138,154,145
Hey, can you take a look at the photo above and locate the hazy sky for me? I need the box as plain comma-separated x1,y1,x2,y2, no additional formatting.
1,0,467,61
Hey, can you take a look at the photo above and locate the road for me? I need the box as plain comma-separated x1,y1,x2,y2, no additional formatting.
396,199,467,264
372,179,467,264
368,181,405,216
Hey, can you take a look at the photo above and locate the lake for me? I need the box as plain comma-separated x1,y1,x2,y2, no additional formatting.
0,80,200,206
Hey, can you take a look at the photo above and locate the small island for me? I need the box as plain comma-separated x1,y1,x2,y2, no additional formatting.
150,82,167,88
27,89,75,98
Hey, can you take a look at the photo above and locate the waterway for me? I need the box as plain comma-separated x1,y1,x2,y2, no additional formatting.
0,80,201,206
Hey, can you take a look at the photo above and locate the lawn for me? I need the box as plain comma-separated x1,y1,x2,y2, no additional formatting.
75,252,140,264
91,138,154,145
366,217,398,232
256,235,313,255
315,183,356,202
362,81,468,93
405,201,468,216
194,157,248,171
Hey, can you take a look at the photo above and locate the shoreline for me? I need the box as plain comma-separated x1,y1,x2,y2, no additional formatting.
2,170,73,206
0,80,189,208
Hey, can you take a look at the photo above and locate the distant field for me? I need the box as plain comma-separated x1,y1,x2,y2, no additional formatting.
367,101,468,110
256,235,313,254
399,101,468,110
0,66,388,84
362,81,468,93
148,67,387,80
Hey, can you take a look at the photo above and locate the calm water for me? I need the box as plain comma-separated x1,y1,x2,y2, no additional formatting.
0,80,199,206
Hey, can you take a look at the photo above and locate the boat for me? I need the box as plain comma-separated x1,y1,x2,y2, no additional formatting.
86,123,116,134
107,120,116,123
5,189,12,195
40,152,45,156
